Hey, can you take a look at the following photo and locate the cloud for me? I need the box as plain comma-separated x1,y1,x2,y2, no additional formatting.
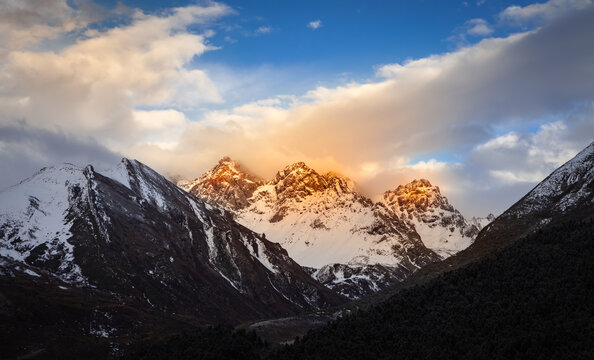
133,4,594,217
2,1,594,218
500,0,592,24
307,20,322,30
132,110,189,149
255,26,272,35
466,18,494,36
0,0,100,59
0,122,121,190
0,2,231,149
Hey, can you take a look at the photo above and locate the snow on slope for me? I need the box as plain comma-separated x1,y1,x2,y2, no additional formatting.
0,159,283,286
185,160,437,271
0,158,345,339
182,159,493,298
508,141,594,217
469,214,496,230
0,164,87,283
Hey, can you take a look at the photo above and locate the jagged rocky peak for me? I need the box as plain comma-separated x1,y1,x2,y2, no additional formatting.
384,178,453,214
271,162,326,194
382,178,480,259
182,157,264,210
271,162,355,199
205,156,263,184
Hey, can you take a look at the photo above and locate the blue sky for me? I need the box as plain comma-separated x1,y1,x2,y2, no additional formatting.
0,0,593,216
95,0,540,106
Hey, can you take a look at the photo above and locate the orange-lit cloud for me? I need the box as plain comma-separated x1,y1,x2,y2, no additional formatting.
1,1,593,217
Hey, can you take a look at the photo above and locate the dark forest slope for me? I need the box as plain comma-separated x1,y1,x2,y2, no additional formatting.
124,219,594,359
271,219,594,360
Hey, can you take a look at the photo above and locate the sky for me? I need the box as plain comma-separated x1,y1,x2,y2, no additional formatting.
0,0,593,217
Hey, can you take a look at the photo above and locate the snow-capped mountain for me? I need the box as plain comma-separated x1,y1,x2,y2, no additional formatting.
474,141,594,251
413,141,594,284
381,179,482,258
468,214,496,230
0,158,343,353
182,160,445,298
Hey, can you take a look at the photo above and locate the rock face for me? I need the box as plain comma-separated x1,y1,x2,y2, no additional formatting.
381,179,482,258
0,158,344,357
183,160,452,299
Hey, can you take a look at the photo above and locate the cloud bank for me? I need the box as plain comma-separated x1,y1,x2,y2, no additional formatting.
1,0,593,217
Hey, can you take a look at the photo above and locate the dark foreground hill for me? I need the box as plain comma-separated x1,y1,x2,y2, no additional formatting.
123,218,594,360
272,219,594,360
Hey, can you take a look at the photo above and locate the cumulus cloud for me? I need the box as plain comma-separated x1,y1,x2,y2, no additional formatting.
2,1,594,218
466,18,494,36
0,2,230,149
307,20,322,30
500,0,592,24
133,4,594,216
0,0,99,59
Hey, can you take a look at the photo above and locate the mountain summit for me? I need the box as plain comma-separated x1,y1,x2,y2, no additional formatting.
179,157,264,210
382,179,480,258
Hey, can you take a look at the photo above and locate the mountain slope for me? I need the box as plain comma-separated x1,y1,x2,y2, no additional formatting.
182,160,446,298
361,140,594,307
0,159,343,358
267,143,594,359
454,140,594,267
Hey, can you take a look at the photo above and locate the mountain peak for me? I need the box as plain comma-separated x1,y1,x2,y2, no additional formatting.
271,162,338,198
383,178,480,258
180,158,264,210
216,156,239,168
278,161,314,175
388,179,445,212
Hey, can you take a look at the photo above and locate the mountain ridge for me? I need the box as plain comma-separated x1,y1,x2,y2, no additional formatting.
179,159,488,298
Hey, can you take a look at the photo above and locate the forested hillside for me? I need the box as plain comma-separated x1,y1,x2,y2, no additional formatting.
124,219,594,359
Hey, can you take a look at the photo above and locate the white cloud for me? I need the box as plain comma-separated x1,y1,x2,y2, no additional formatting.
470,121,580,187
0,2,231,148
132,110,189,149
134,5,594,217
2,1,594,218
466,18,494,36
500,0,592,24
0,0,98,59
255,26,272,35
476,132,520,150
307,20,322,30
